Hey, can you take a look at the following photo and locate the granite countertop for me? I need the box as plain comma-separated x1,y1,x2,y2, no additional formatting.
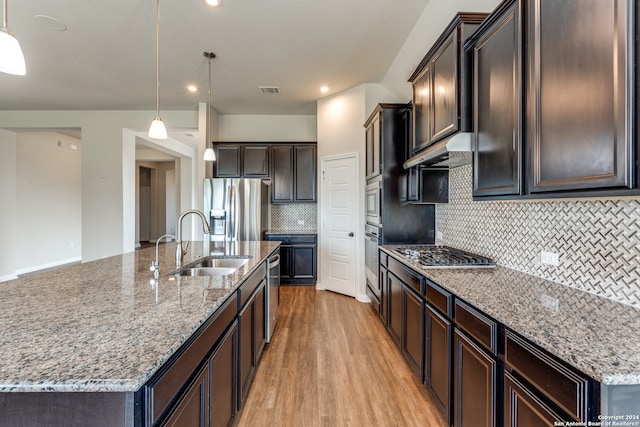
0,240,280,393
381,245,640,386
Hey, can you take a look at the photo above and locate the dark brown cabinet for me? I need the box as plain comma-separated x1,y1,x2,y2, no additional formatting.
425,304,453,424
409,13,487,153
468,0,637,199
470,0,523,197
526,0,634,193
265,234,317,285
213,144,269,178
504,372,565,427
209,321,237,427
271,144,317,203
238,279,266,408
162,366,209,427
454,329,497,427
403,285,424,377
387,273,403,346
365,110,382,179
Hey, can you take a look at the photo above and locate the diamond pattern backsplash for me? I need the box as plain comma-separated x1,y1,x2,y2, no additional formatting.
270,203,318,231
436,164,640,308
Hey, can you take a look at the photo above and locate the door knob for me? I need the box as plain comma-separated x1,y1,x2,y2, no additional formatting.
348,232,354,237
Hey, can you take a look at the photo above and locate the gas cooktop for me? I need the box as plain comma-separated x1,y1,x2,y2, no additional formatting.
393,245,496,268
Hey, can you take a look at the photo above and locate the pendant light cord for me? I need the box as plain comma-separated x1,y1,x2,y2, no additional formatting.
155,0,161,117
3,0,9,30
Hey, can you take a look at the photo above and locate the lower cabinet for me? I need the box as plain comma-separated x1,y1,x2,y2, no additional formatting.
238,279,267,408
425,304,453,424
265,234,317,285
504,371,565,427
209,321,238,427
403,285,424,377
387,272,403,346
453,329,498,427
162,365,209,427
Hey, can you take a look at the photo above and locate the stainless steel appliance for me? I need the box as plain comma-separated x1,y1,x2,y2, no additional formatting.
266,249,280,343
393,245,495,268
364,224,380,285
365,178,381,226
203,178,271,241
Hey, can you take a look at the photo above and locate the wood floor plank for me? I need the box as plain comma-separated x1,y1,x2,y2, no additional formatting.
236,286,447,427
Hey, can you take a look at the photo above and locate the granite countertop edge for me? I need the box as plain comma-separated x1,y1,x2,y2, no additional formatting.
380,245,640,386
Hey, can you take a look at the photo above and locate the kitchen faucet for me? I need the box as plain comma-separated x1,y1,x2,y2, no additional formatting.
150,234,177,280
175,209,211,268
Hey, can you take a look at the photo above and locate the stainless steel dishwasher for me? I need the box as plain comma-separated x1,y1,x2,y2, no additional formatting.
266,249,280,343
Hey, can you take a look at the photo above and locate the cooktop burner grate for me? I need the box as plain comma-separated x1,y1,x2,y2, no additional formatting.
393,245,496,268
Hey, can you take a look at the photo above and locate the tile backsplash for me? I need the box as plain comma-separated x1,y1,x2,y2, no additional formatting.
436,164,640,308
270,203,318,231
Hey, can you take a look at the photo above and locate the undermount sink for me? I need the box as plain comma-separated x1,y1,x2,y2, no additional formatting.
191,257,250,269
176,267,237,277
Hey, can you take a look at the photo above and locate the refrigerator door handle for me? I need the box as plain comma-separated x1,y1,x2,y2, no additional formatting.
229,184,237,240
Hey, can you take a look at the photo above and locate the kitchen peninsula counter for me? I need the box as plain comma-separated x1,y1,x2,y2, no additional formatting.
381,245,640,387
0,240,280,393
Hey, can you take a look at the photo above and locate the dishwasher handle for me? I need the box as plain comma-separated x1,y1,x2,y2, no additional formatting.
269,254,280,269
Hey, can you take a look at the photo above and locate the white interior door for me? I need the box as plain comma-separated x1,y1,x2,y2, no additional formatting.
321,154,358,297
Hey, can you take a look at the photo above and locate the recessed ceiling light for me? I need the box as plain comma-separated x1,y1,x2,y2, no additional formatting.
187,85,198,93
32,15,67,31
320,86,329,93
205,0,221,6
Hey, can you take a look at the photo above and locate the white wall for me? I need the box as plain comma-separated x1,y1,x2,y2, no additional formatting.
15,132,82,273
316,83,404,301
0,110,198,271
0,130,17,282
218,115,317,141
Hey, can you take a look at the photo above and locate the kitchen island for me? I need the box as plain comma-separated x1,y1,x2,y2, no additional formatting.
0,240,280,426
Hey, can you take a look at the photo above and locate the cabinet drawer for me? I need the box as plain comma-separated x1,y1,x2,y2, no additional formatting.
454,299,498,355
505,330,590,422
239,263,267,309
149,292,237,424
380,251,388,268
425,280,452,318
388,257,422,295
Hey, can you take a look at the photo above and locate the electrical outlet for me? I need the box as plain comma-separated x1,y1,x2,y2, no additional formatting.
297,220,305,225
540,250,559,266
436,231,443,240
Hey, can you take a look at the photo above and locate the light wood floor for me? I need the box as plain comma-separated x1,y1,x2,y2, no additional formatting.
236,286,447,427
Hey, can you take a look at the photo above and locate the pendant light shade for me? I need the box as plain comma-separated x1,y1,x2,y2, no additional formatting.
0,0,26,75
148,0,167,139
203,51,217,162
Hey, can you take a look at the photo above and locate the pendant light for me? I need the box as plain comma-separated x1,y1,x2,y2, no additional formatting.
148,0,167,139
0,0,26,75
203,51,217,162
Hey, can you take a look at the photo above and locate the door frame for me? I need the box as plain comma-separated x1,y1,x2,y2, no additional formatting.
318,152,367,302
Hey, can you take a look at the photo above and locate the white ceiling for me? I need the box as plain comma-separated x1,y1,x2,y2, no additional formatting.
0,0,431,115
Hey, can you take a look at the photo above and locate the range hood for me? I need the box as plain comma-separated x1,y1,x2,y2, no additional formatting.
403,132,473,169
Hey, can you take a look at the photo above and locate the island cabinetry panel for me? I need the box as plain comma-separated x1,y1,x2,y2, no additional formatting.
504,371,566,427
265,234,317,285
209,321,237,427
161,365,208,427
237,267,267,409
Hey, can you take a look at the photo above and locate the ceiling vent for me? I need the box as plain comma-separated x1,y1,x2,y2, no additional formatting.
258,86,280,94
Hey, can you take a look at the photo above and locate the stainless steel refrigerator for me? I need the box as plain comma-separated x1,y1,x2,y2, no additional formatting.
203,178,271,241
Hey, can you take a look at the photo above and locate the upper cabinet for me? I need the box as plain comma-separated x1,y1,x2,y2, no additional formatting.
213,144,269,178
468,0,638,199
409,13,488,154
526,0,634,194
271,144,317,203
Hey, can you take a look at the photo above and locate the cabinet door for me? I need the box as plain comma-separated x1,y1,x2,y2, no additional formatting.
432,31,459,142
271,146,294,202
242,145,269,178
387,273,403,346
402,285,424,377
412,64,433,152
279,245,292,281
365,121,375,178
294,145,317,202
473,2,523,197
162,366,208,427
365,114,381,179
425,305,452,424
215,146,241,177
504,372,565,427
238,301,254,407
291,245,316,279
210,322,237,427
527,0,632,192
454,329,496,427
253,284,266,363
379,265,388,325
